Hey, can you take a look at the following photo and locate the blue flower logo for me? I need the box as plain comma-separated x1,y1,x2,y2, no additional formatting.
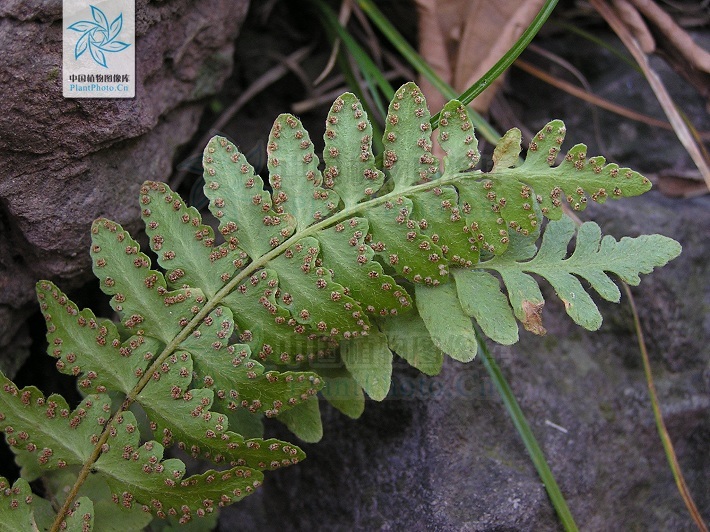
67,6,131,68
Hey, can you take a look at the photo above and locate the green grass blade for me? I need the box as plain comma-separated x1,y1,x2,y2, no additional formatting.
312,0,394,101
356,0,454,100
356,0,500,144
358,0,559,142
312,0,390,149
444,0,559,116
477,331,579,532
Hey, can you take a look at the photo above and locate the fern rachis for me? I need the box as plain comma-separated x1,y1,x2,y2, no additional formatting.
0,82,681,530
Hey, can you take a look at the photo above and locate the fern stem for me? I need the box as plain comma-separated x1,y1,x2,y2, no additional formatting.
476,331,579,531
49,422,112,531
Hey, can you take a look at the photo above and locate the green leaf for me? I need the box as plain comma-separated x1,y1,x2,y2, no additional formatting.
0,477,36,531
141,181,245,297
225,408,264,440
492,127,522,171
410,186,479,267
316,217,411,316
203,136,294,259
505,120,652,219
151,511,219,532
480,215,682,331
415,284,479,362
63,497,94,532
323,93,384,207
340,329,393,401
577,222,682,286
223,269,334,366
459,120,653,256
269,237,369,337
180,306,323,419
318,366,365,419
452,270,519,345
94,410,263,522
276,397,323,443
90,219,204,343
383,82,438,191
0,375,108,480
458,179,515,256
268,114,339,231
438,99,480,173
366,196,447,283
135,349,305,472
36,281,144,395
380,312,444,376
44,468,153,531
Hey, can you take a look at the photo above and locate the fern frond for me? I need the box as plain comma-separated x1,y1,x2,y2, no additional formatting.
37,281,309,471
0,81,681,529
90,219,205,343
0,378,261,524
181,306,322,420
415,283,480,362
461,216,682,335
0,477,36,531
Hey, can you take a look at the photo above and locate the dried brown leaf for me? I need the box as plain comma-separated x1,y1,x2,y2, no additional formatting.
521,300,546,336
628,0,710,73
656,171,709,198
612,0,656,53
415,0,546,114
591,0,710,191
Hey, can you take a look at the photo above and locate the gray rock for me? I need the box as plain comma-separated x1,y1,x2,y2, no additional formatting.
0,0,249,373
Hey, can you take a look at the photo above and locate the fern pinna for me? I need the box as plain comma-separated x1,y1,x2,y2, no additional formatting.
0,83,680,530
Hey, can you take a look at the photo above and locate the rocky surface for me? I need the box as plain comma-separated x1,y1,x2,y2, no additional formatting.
0,0,249,373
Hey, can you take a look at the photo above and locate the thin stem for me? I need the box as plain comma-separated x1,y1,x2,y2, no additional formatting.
312,0,394,102
357,0,559,138
355,0,501,144
50,447,102,532
477,331,579,531
432,0,559,121
622,283,708,532
560,203,707,531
